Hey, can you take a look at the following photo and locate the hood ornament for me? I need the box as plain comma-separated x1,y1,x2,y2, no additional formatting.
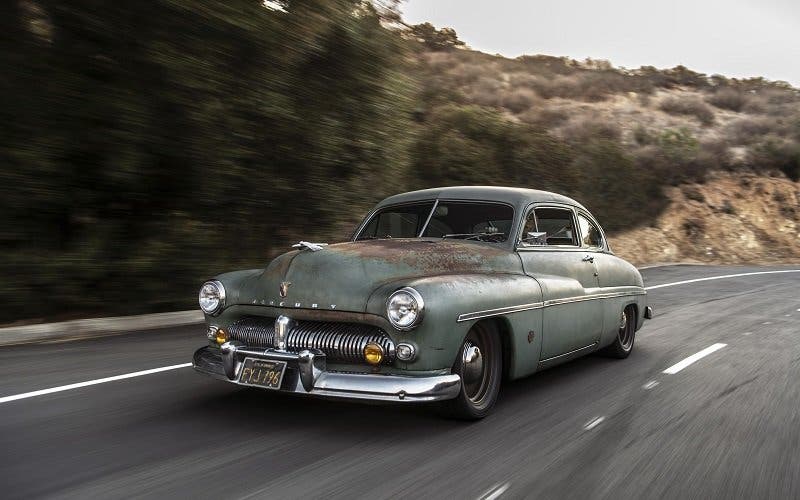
279,281,291,298
292,241,328,252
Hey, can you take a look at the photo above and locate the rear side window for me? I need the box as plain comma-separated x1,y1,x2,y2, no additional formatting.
577,213,604,248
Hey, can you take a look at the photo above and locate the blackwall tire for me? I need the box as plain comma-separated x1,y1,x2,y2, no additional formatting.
440,321,502,420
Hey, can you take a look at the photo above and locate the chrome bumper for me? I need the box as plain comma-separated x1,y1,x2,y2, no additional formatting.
192,342,461,403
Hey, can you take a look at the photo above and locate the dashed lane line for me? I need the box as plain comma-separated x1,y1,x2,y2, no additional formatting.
663,344,727,375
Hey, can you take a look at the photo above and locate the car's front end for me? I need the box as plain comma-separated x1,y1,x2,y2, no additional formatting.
191,237,519,403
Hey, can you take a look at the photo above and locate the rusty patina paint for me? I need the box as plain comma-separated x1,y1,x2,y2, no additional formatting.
333,239,513,272
231,239,522,314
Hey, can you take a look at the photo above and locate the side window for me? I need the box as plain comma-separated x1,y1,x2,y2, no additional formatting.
532,207,578,246
577,213,604,248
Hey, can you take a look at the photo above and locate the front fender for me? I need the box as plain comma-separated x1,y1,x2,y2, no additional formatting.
366,273,544,376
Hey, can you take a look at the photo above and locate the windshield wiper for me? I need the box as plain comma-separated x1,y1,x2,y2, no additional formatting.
441,232,505,242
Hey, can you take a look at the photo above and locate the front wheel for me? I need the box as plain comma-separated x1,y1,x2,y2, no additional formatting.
440,321,502,420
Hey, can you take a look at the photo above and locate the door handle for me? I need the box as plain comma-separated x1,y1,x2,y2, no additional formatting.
582,255,594,263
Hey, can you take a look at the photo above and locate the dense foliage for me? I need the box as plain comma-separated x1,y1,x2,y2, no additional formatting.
2,1,798,322
2,0,414,321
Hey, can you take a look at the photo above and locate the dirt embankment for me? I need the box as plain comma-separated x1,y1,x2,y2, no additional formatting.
609,173,800,266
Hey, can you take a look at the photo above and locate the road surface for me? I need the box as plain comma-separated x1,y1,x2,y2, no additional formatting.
1,265,799,499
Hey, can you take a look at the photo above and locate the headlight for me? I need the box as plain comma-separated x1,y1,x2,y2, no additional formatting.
386,287,424,330
199,280,225,315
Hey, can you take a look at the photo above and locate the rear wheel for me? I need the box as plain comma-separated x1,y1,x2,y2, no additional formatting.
440,321,502,420
601,304,636,359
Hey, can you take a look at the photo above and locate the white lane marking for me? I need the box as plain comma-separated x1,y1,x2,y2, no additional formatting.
480,482,510,500
583,416,605,430
763,321,772,325
663,344,727,375
645,270,800,290
0,363,192,404
643,380,659,390
743,332,752,336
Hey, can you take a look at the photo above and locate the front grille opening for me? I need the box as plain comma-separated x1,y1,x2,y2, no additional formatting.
228,316,395,364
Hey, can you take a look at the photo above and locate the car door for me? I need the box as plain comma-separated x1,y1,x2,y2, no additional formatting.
517,204,603,361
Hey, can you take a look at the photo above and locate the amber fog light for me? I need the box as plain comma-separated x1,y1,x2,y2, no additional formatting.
215,328,229,345
363,342,384,365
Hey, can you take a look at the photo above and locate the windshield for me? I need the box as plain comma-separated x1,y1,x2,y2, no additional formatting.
356,201,515,242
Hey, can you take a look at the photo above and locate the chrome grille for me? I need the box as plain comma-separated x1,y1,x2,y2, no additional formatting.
227,316,395,364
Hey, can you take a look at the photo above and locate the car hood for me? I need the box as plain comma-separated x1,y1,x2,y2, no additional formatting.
234,239,521,313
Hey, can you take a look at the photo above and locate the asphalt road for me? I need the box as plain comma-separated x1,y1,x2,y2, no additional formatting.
1,265,799,499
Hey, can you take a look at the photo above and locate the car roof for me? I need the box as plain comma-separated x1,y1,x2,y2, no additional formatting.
376,186,589,212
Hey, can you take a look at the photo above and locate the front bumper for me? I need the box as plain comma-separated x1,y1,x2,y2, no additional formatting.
192,343,461,403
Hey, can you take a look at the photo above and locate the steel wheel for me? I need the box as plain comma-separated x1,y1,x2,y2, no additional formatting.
618,309,634,351
441,321,502,419
601,304,636,359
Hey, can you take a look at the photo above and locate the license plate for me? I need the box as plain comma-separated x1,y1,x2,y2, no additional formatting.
238,358,287,390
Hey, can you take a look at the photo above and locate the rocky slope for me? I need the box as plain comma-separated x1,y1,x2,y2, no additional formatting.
610,172,800,265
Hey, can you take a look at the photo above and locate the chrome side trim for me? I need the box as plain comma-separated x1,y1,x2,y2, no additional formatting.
457,302,545,322
540,342,598,363
544,290,646,307
456,290,646,322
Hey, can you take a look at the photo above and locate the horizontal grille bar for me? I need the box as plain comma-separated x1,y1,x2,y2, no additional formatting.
227,316,395,364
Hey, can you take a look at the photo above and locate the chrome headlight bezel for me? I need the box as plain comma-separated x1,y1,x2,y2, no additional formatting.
199,280,226,315
386,287,424,331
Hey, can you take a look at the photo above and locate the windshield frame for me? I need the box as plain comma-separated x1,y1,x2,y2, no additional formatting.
352,198,516,245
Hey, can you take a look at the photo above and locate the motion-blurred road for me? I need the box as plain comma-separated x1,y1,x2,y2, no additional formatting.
1,265,799,499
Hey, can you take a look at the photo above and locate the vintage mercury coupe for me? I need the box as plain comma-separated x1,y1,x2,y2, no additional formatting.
193,187,652,418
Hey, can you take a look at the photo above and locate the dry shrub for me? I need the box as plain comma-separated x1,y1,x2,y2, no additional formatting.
659,96,715,126
760,88,799,105
516,71,652,102
518,107,569,128
724,116,776,145
508,73,542,89
465,76,504,107
698,138,736,169
633,125,654,145
559,116,621,142
501,87,540,113
682,185,706,203
708,88,749,111
423,51,459,72
450,63,488,86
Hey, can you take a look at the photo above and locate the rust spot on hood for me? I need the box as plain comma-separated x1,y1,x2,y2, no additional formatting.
331,239,512,273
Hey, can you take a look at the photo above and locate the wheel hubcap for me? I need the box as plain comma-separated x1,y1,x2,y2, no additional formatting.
460,326,494,405
618,309,633,350
462,344,483,385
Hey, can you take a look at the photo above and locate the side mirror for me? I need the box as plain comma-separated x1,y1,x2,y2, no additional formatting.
524,232,548,246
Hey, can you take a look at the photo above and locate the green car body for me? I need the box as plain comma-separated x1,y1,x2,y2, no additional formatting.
193,186,650,415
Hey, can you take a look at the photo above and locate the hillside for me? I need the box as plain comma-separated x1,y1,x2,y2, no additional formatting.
410,40,800,264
